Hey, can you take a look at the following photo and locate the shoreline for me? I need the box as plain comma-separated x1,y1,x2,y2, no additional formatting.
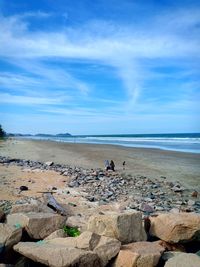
16,136,200,154
0,138,200,189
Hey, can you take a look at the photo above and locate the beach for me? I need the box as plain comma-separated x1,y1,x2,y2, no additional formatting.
0,138,200,190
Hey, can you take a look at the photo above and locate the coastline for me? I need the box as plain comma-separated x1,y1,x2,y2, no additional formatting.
0,138,200,189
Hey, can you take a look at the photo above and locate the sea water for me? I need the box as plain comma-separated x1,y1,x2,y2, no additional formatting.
24,133,200,154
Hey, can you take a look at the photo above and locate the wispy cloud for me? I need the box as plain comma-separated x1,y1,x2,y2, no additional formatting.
0,3,200,133
0,93,65,105
1,7,199,106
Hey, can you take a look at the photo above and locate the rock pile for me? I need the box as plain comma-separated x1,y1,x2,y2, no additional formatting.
1,156,200,266
0,156,200,215
0,207,200,266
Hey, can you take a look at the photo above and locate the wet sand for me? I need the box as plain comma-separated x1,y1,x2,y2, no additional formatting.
0,138,200,190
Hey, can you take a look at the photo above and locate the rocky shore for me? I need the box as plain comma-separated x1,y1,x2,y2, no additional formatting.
0,156,200,266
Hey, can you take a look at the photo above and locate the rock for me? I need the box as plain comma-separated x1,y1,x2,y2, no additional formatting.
171,185,185,193
66,215,87,231
87,211,147,244
7,212,66,239
76,231,121,266
188,200,196,206
162,251,183,261
164,253,200,267
14,231,120,267
94,235,121,266
150,213,200,243
45,229,68,240
0,224,22,253
10,203,40,214
113,241,165,267
140,203,154,213
14,242,101,267
45,161,54,166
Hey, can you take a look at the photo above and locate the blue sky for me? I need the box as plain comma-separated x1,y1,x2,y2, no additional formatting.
0,0,199,134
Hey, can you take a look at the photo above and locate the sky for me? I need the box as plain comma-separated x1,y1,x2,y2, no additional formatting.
0,0,200,135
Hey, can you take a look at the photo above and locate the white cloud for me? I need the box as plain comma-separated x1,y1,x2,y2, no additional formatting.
0,93,65,105
0,7,199,129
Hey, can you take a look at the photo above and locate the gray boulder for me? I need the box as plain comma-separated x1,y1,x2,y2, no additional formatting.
164,253,200,267
87,211,146,244
7,212,66,239
0,224,22,253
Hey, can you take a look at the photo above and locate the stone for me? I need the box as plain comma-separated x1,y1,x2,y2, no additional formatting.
45,161,54,166
162,251,183,261
164,253,200,267
7,212,66,239
45,229,68,240
15,231,120,267
87,211,147,244
188,200,196,206
0,224,22,252
14,242,101,267
94,235,121,266
113,241,165,267
149,213,200,243
66,215,87,231
140,203,154,213
10,203,40,214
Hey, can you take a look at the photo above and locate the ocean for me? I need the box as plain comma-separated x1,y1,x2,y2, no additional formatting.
23,133,200,154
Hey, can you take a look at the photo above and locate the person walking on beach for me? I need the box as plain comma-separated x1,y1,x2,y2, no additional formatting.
123,161,126,170
110,160,115,171
104,160,110,171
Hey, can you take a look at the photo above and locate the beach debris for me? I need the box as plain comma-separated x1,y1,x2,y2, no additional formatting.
19,185,28,191
44,192,68,216
191,190,198,198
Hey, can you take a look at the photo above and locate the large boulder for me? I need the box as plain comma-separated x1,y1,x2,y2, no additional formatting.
149,213,200,243
76,231,121,266
87,211,146,244
164,253,200,267
7,212,66,239
112,241,165,267
50,231,121,266
0,224,22,253
14,231,121,267
10,202,39,214
14,242,101,267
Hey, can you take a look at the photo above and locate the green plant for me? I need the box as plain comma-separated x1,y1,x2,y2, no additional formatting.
63,226,81,237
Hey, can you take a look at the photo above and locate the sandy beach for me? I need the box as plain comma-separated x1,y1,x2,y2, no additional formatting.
0,138,200,191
